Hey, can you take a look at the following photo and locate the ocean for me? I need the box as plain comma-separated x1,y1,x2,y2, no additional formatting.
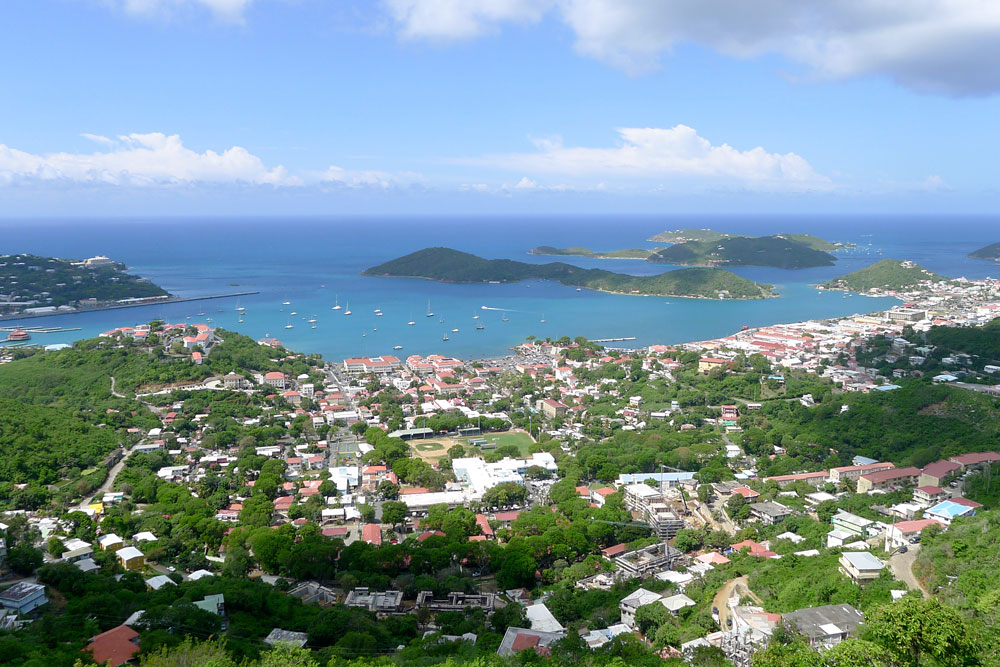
1,215,999,360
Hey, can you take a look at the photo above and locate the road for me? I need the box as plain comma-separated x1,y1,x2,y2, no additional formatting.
888,545,930,598
78,447,134,510
712,576,762,629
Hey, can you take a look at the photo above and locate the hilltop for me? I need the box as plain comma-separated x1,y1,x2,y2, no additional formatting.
363,247,775,299
821,259,948,292
0,253,168,314
969,241,1000,261
648,234,837,269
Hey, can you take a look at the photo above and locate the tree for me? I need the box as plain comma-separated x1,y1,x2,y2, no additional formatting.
358,503,376,524
46,536,66,557
377,480,399,499
381,501,407,529
481,481,528,509
634,601,669,636
673,529,703,553
864,598,978,667
7,544,43,575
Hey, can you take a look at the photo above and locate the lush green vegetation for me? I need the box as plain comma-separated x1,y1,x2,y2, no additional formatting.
364,248,774,299
648,235,836,269
968,241,1000,260
648,230,851,252
926,317,1000,362
0,253,168,308
529,246,656,259
821,259,947,291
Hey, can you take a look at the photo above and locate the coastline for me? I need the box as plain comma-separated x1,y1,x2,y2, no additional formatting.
0,291,261,322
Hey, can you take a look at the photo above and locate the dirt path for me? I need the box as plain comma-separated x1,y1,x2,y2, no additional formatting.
712,576,763,628
889,546,930,598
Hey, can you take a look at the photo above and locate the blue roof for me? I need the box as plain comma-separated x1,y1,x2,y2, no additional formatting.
876,384,901,391
852,456,878,466
926,500,977,519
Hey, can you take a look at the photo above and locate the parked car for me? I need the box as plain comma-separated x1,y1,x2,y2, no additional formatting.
897,545,908,554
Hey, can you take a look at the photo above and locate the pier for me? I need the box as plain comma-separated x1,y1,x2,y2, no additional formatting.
0,291,260,322
591,336,637,343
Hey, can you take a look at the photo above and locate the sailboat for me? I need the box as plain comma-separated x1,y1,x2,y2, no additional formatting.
284,318,293,329
473,313,479,319
282,299,291,306
332,295,342,311
393,345,403,350
540,313,546,323
451,328,459,333
502,312,509,322
235,298,245,312
308,316,317,323
476,322,484,330
344,301,352,316
426,300,434,317
407,313,416,326
442,333,449,341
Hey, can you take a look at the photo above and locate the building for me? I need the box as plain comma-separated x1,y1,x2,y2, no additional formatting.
660,593,696,615
919,460,961,488
98,533,124,552
838,552,885,582
194,594,226,616
342,355,402,375
116,546,145,571
415,591,495,613
857,466,921,493
526,603,565,633
781,604,865,649
0,582,47,614
262,371,288,389
345,588,404,614
886,308,927,323
698,357,729,373
924,499,980,526
614,542,681,579
912,486,950,506
884,519,944,550
619,587,663,628
264,629,309,648
947,451,1000,471
86,625,140,667
747,501,792,525
763,471,829,488
497,627,565,657
830,510,875,538
829,462,895,484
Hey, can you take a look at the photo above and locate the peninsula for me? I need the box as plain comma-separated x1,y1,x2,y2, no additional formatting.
969,242,1000,261
529,246,656,260
821,259,948,292
648,228,854,252
648,235,837,269
363,247,774,299
0,253,169,316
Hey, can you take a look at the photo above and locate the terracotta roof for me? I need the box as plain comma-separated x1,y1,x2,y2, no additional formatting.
511,633,541,651
87,625,140,667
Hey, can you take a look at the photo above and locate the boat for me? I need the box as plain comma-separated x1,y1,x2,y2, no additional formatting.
282,300,291,306
426,300,434,317
198,311,205,316
235,299,245,312
407,313,416,326
320,284,326,288
476,322,484,330
344,301,352,316
502,314,509,322
284,321,293,330
290,311,297,315
5,330,29,342
308,317,317,323
473,314,479,319
442,333,449,341
376,311,383,317
451,328,459,333
372,327,377,332
540,313,546,323
393,345,403,350
311,325,317,329
332,295,342,311
362,332,366,337
740,324,750,331
576,287,582,292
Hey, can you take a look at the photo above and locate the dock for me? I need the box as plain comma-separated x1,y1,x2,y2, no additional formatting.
0,291,260,322
591,336,637,343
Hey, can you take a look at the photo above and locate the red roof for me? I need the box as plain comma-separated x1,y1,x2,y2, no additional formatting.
601,543,627,558
593,487,616,497
921,460,961,478
893,519,944,533
493,511,521,522
361,523,382,546
914,485,945,495
732,487,760,498
322,526,349,537
475,513,494,537
949,451,1000,466
511,633,541,651
861,466,921,483
417,530,446,542
87,625,140,667
730,539,766,554
949,497,982,508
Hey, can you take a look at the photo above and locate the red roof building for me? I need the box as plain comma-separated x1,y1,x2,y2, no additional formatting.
361,523,382,546
86,625,140,666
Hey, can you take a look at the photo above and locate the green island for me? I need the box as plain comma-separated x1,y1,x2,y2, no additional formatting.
821,259,948,292
648,229,853,252
969,241,1000,261
0,253,169,315
648,235,837,269
363,247,775,299
528,246,658,260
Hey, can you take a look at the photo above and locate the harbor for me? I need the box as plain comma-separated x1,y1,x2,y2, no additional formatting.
0,291,261,322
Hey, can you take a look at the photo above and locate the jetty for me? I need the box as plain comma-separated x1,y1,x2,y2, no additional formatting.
0,291,260,322
591,336,637,343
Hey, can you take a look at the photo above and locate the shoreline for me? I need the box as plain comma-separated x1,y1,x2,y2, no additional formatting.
362,272,775,300
0,291,261,322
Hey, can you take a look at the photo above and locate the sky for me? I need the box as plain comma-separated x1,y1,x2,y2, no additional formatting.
1,0,1000,216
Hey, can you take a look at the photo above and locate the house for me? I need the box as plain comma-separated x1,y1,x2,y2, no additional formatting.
748,501,792,525
262,372,288,389
194,594,226,616
117,546,145,571
589,487,616,507
856,466,921,493
361,523,382,546
884,519,944,550
497,627,565,657
660,593,696,615
698,357,729,373
828,462,894,484
539,399,569,419
830,510,874,538
912,486,949,506
619,587,663,628
526,603,565,633
0,582,47,614
919,460,961,488
839,552,884,582
924,499,980,526
781,604,865,649
98,533,124,552
947,451,1000,471
720,405,739,422
145,575,176,591
86,625,140,667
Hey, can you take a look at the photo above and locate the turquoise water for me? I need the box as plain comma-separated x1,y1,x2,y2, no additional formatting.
2,215,998,360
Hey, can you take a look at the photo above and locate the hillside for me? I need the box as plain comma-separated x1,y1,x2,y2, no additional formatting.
648,229,852,251
821,259,948,292
648,235,836,269
969,241,1000,260
0,253,169,312
529,246,655,259
363,247,775,299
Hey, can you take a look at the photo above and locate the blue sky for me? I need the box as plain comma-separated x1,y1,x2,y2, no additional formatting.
1,0,999,215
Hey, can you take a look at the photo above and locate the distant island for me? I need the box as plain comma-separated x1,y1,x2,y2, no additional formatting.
0,253,170,316
363,247,775,299
820,259,948,292
649,228,854,253
648,235,837,269
529,246,657,260
969,242,1000,261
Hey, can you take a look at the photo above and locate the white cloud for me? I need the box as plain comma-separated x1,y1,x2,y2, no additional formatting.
316,165,424,189
382,0,1000,94
0,133,288,186
473,125,828,190
382,0,551,40
114,0,252,22
80,133,114,145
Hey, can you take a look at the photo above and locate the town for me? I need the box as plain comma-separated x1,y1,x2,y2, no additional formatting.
0,271,999,666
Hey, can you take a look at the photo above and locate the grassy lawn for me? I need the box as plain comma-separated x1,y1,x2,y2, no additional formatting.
414,442,445,452
463,430,534,455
